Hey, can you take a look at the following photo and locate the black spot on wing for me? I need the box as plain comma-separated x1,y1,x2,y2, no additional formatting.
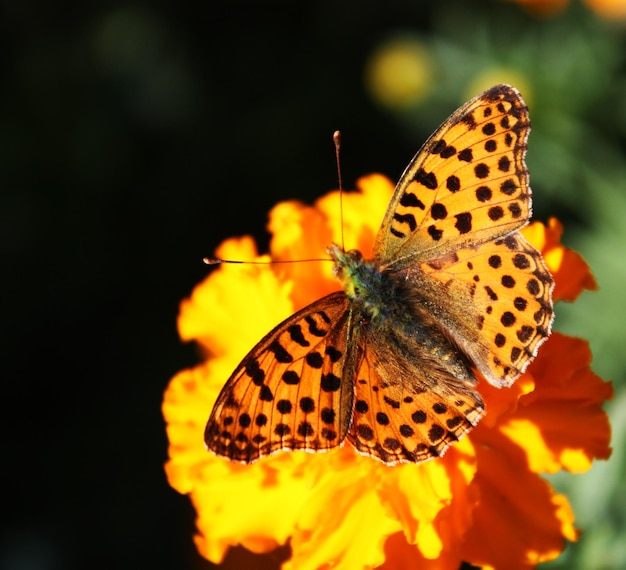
268,340,293,363
288,324,310,347
414,168,438,189
393,212,417,232
305,314,329,337
400,191,426,209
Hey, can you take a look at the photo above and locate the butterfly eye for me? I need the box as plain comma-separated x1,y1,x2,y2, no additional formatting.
330,248,364,282
345,249,363,261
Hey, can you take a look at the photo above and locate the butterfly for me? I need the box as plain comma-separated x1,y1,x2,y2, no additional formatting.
205,84,554,465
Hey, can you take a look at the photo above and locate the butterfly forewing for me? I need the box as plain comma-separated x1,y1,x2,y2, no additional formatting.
374,84,531,267
205,291,355,462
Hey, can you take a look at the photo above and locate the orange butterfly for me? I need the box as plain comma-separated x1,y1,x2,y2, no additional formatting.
205,84,554,465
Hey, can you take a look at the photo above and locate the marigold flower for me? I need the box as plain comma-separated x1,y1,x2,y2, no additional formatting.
163,174,612,569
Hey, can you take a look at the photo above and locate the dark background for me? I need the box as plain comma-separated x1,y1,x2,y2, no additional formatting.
2,1,625,569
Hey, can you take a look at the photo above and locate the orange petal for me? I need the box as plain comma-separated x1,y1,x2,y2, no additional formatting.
523,219,597,303
477,373,536,429
163,365,215,493
461,429,579,568
285,455,402,570
178,237,294,358
379,460,452,556
268,199,337,307
500,333,613,473
381,531,463,570
191,457,312,564
316,174,395,258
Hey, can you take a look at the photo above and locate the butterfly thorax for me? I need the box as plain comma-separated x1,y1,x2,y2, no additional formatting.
329,242,477,384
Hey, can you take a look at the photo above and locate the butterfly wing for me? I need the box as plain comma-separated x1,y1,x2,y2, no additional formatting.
205,291,358,463
409,232,554,387
370,83,553,388
347,325,485,464
374,84,531,267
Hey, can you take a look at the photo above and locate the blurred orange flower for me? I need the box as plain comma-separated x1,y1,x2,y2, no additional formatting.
163,175,612,569
502,0,626,20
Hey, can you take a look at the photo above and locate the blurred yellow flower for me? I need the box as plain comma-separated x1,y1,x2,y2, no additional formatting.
584,0,626,19
365,38,434,109
163,175,612,569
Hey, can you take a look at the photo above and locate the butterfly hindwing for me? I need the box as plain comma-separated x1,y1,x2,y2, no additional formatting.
412,232,554,387
374,84,531,267
205,291,355,462
347,330,485,464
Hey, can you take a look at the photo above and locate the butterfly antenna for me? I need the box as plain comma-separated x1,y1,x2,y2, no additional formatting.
333,130,345,250
205,135,346,267
203,256,331,265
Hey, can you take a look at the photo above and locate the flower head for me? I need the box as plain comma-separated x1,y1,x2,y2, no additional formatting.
163,175,611,569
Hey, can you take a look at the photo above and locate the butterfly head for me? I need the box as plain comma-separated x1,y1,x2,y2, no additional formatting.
327,243,363,283
327,243,389,320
